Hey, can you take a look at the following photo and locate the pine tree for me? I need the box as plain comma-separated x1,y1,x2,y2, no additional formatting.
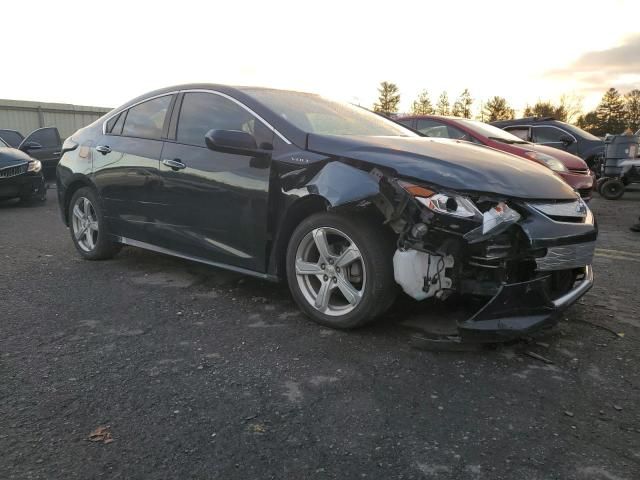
373,81,400,116
452,89,473,118
522,101,567,121
436,92,450,116
576,111,600,135
596,88,626,134
624,89,640,132
481,96,515,122
411,90,434,115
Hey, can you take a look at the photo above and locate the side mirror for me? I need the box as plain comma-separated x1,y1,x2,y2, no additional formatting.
205,129,270,157
20,141,43,152
559,135,574,146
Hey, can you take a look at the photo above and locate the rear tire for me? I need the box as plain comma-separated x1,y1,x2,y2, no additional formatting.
599,178,625,200
68,187,121,260
286,211,397,329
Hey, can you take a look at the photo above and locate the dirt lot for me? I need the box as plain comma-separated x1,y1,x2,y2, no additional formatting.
1,183,639,480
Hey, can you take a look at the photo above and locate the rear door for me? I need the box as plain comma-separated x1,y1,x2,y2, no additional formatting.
155,91,274,272
92,94,175,243
19,127,61,168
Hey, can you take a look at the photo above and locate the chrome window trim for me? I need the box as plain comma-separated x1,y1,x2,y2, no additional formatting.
101,91,179,135
179,89,291,144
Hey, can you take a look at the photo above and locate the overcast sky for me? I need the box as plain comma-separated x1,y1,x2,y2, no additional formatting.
2,0,639,114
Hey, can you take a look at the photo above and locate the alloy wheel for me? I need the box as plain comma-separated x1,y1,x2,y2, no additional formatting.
71,196,99,252
295,227,367,316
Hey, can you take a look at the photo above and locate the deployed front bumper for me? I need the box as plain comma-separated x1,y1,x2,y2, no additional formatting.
458,265,593,342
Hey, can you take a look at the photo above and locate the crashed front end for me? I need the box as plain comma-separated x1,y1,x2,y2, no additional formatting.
376,175,596,342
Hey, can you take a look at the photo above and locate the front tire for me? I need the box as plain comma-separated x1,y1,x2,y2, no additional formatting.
286,212,397,329
68,187,120,260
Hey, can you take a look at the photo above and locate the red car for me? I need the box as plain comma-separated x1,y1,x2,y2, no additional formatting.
398,115,595,199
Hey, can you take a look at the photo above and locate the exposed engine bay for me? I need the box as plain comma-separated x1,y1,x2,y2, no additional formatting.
362,166,596,342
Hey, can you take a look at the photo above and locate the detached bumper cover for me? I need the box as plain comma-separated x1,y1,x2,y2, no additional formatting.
458,265,593,342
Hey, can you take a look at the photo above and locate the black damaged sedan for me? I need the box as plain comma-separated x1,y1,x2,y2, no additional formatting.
56,85,596,341
0,136,46,202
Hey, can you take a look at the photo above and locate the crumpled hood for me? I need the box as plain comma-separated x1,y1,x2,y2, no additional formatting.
307,135,577,200
0,147,32,168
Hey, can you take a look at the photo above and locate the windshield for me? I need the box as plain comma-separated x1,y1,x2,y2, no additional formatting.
558,122,602,141
243,89,417,137
457,119,528,144
0,137,8,148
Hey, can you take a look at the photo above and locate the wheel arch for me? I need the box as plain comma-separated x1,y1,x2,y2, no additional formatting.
61,176,99,226
270,194,330,281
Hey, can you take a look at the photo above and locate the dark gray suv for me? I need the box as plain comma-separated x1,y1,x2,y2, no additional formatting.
491,117,604,170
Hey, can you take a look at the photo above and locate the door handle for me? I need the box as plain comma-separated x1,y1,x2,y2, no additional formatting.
162,158,186,170
53,151,61,156
96,145,112,155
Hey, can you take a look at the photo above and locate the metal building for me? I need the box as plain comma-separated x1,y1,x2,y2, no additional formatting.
0,98,112,140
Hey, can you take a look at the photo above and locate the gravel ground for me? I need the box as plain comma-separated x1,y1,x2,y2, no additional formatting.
1,183,639,480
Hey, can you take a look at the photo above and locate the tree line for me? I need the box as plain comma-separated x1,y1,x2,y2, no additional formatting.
372,81,640,136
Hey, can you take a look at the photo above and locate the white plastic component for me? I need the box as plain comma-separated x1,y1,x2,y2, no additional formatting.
482,202,520,234
393,249,454,301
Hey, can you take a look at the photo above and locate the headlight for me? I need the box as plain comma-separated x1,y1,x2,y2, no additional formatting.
524,151,567,172
27,160,42,173
399,181,481,219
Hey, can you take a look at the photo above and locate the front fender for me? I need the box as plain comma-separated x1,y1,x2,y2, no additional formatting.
296,161,381,207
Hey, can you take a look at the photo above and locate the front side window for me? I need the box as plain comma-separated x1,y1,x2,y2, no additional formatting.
121,95,172,140
25,128,59,147
533,126,571,144
176,92,272,148
415,119,471,141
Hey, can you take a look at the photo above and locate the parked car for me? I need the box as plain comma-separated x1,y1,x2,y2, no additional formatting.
490,117,605,170
397,115,594,199
0,127,62,172
0,136,46,202
57,85,596,342
0,129,24,148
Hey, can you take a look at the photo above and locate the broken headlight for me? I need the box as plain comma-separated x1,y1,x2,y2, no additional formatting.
399,181,481,219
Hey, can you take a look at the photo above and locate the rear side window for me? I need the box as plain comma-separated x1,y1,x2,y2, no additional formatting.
176,92,272,148
121,95,172,140
106,112,127,135
504,126,531,141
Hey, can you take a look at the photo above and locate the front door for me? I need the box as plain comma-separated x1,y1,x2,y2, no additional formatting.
19,127,61,169
155,91,274,272
532,126,579,155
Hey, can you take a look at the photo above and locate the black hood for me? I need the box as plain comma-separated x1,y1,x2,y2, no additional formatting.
307,135,577,200
0,147,32,168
